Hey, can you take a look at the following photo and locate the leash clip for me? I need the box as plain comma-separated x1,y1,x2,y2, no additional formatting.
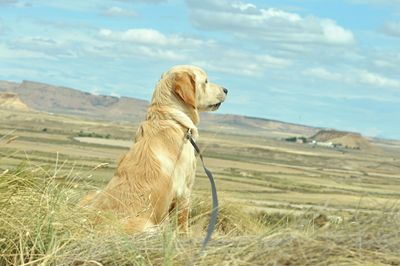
185,128,193,140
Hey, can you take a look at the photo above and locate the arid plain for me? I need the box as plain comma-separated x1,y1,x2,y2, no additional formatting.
1,107,400,265
1,108,400,216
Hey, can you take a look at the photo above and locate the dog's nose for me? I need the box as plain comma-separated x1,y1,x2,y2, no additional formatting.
222,87,228,95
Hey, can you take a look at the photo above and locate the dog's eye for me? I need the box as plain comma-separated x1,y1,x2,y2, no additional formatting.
205,79,208,84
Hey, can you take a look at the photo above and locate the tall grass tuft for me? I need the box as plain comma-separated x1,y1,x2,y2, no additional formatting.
1,162,400,265
0,163,91,265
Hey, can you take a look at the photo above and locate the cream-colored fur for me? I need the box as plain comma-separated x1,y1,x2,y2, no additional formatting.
82,65,227,233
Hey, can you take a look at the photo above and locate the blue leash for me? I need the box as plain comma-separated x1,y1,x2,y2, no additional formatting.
186,129,219,251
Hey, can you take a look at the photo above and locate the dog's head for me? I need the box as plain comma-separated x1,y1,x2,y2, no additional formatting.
159,65,227,112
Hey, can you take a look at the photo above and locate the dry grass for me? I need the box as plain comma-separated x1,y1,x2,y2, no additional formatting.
1,162,400,266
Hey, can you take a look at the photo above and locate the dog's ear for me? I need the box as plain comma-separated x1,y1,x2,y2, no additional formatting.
173,71,196,109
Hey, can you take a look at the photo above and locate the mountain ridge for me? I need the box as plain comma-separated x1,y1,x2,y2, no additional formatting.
0,79,319,137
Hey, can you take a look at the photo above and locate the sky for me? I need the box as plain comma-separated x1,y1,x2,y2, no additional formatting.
0,0,400,139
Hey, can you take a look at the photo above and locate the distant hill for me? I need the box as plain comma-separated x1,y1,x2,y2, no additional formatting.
0,80,148,122
0,80,319,137
311,130,371,150
0,92,31,111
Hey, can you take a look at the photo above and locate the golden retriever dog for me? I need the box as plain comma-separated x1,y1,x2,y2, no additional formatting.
83,65,227,233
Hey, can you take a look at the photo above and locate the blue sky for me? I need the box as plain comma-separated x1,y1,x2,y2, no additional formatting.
1,0,400,139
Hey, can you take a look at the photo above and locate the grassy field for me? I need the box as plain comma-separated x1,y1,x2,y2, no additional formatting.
1,108,400,265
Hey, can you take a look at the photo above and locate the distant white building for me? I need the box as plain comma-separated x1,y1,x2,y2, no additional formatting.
310,140,335,148
318,141,334,147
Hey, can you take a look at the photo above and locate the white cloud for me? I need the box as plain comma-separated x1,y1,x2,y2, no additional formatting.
303,67,344,82
0,43,54,59
303,67,400,90
186,0,355,46
99,28,167,45
358,70,400,89
134,46,186,61
191,49,291,77
373,59,396,68
98,28,214,48
192,60,261,76
256,54,291,67
96,28,199,61
4,24,202,64
10,35,92,58
2,9,293,78
103,6,136,17
382,21,400,37
371,51,400,73
97,27,291,76
259,8,301,22
321,19,355,44
231,2,256,11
